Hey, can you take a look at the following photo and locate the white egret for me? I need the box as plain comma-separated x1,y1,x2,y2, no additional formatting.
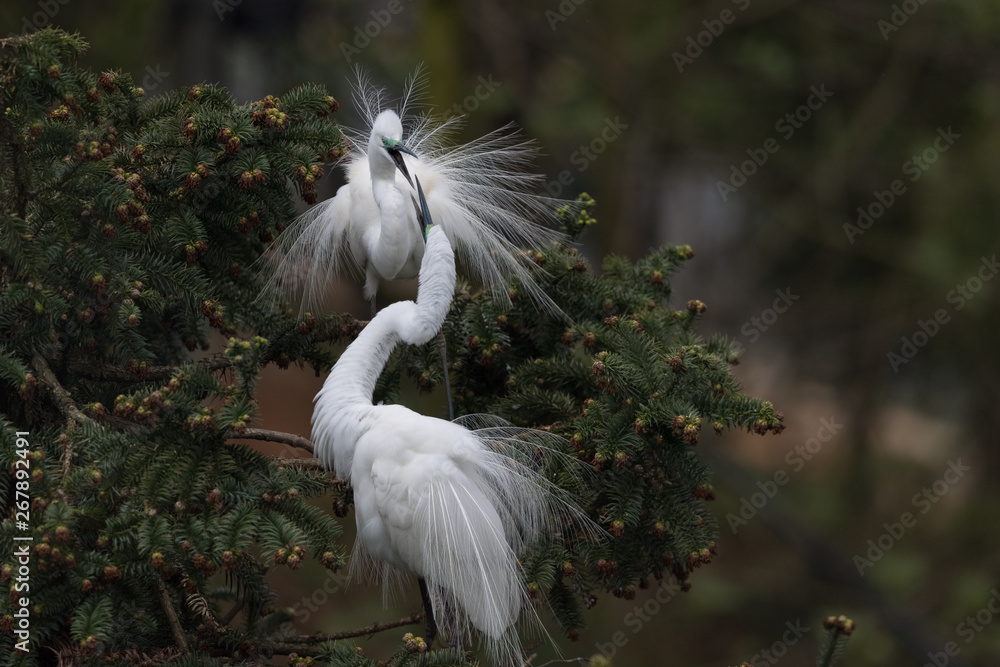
311,178,595,664
261,67,567,317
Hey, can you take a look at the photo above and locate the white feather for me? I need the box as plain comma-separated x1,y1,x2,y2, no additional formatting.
311,225,598,665
259,66,568,316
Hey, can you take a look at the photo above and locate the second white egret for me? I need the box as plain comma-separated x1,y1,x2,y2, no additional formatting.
261,68,566,316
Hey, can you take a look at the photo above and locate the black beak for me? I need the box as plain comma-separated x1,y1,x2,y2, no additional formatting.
413,175,433,242
386,143,417,189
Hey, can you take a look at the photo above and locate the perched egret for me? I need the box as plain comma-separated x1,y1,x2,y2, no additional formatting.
261,67,567,316
312,178,595,664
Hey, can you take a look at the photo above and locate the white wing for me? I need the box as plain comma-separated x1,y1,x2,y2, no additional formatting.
260,69,571,317
256,165,359,315
350,407,599,663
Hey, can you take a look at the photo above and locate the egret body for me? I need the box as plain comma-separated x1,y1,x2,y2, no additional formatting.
262,69,565,316
312,179,592,664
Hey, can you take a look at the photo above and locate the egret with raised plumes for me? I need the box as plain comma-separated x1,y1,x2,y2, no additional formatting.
260,67,566,316
311,177,596,664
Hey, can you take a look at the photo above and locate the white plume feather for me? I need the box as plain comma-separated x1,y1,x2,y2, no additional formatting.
258,66,569,316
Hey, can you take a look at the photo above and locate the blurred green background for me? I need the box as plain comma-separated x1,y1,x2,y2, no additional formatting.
4,1,999,665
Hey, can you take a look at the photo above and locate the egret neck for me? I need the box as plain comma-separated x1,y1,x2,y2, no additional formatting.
311,225,456,478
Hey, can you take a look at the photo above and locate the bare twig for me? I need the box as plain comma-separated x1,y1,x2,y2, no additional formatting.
272,456,324,469
220,597,244,627
240,428,315,454
32,353,93,481
32,353,91,427
268,612,423,656
69,354,232,382
156,579,189,654
702,448,971,667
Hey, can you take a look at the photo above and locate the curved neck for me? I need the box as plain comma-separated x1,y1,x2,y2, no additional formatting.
326,303,408,406
325,226,456,407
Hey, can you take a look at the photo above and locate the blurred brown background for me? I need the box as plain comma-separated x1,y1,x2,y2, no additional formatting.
4,1,999,665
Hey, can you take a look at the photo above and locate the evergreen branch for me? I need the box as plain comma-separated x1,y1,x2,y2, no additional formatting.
0,107,29,219
32,352,91,482
69,355,233,382
156,579,189,654
269,612,423,654
32,353,92,427
272,456,324,469
240,428,315,454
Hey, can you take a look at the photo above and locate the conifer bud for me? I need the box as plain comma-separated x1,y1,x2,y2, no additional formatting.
98,71,116,91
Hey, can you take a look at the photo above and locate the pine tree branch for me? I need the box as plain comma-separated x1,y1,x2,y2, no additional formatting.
32,353,92,482
0,110,29,220
267,612,423,655
32,353,92,427
240,428,315,454
272,456,324,469
156,579,189,654
69,355,233,382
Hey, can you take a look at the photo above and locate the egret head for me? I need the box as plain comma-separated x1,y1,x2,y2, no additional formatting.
370,110,416,188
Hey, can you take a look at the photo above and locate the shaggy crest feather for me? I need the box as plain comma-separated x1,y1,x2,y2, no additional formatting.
258,66,569,317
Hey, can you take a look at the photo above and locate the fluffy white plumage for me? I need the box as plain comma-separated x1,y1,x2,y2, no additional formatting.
311,220,595,663
260,67,566,314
